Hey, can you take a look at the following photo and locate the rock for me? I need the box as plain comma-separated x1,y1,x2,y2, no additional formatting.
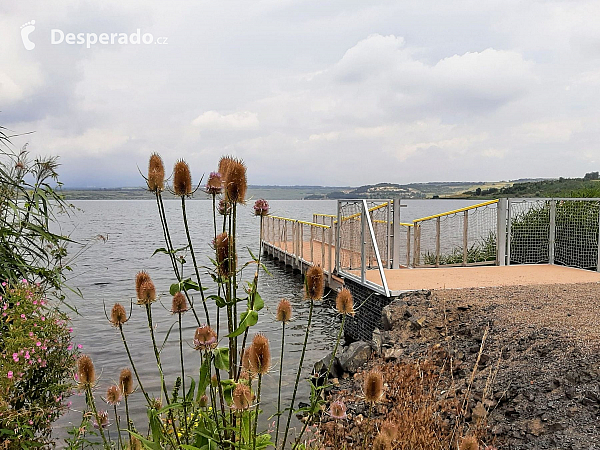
381,306,394,331
371,328,382,355
338,341,372,373
382,348,403,361
472,402,487,423
313,352,342,379
409,316,426,330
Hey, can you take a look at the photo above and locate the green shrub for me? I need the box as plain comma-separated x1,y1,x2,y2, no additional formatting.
0,281,77,448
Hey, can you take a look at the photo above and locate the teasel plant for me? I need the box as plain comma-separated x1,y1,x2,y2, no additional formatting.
274,299,292,447
105,384,123,450
119,368,135,449
292,288,355,448
363,368,385,448
77,355,109,449
171,292,190,444
282,265,324,449
144,153,203,331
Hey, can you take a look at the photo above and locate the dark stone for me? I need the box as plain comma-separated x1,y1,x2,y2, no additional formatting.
338,341,372,373
313,352,342,379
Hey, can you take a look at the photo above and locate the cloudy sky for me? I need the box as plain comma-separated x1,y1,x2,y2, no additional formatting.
1,0,599,187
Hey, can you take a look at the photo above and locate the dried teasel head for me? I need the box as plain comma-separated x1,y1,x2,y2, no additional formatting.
93,410,110,429
218,199,232,216
218,156,235,180
459,436,479,450
335,288,354,316
194,325,217,351
173,159,193,197
147,153,165,192
380,421,398,441
198,394,209,408
364,369,384,403
248,333,271,375
77,355,96,386
253,199,269,217
119,368,134,396
171,292,188,314
276,299,292,323
232,383,252,410
242,350,254,380
106,385,122,406
206,171,223,195
110,303,128,327
135,271,150,300
305,265,324,301
224,158,247,204
329,400,347,419
372,434,391,450
214,232,231,276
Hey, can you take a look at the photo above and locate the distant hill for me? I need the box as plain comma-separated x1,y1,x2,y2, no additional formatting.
466,177,600,199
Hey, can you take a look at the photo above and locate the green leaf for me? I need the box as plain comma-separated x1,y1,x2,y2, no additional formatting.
208,294,226,308
151,247,169,256
186,377,196,403
226,310,258,338
128,430,161,450
170,278,202,295
253,292,264,311
159,322,176,352
213,347,229,371
197,357,211,400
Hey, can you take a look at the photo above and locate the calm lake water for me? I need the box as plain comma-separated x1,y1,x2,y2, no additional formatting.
52,198,479,446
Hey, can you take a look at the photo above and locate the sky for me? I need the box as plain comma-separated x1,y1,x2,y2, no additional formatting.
1,0,599,188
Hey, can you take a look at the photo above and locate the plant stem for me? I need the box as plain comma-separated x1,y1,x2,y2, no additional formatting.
124,394,132,450
181,196,210,327
118,325,151,405
178,312,189,444
145,303,169,404
275,322,286,448
114,404,123,450
252,374,263,450
363,402,373,449
85,385,109,449
282,298,314,448
325,314,345,380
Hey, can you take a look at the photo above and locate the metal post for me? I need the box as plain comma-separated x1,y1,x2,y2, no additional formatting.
549,200,556,265
392,198,401,269
506,199,512,266
497,198,507,266
336,201,341,274
310,224,314,264
406,226,411,268
300,222,304,261
361,202,366,284
596,201,600,272
328,217,333,284
413,223,420,267
463,210,468,266
435,217,441,267
386,201,392,268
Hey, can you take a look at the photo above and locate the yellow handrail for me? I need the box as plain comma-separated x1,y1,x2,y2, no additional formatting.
313,213,336,218
340,202,390,222
270,215,331,229
412,199,498,223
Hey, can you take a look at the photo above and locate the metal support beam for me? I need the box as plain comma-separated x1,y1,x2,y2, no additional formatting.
392,198,402,269
549,200,556,265
435,217,441,267
497,198,507,266
363,200,390,296
361,202,366,284
336,200,341,274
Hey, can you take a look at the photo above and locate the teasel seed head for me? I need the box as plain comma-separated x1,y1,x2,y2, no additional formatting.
173,159,193,197
242,350,255,380
253,199,269,217
106,385,122,406
218,156,235,180
206,171,223,195
194,325,217,351
232,383,252,410
110,303,128,327
147,153,165,192
335,288,354,316
171,292,188,314
364,369,384,403
459,436,479,450
276,299,292,323
199,394,209,407
137,279,156,305
77,355,96,386
305,265,324,300
224,158,247,204
373,434,391,450
218,199,232,216
119,368,134,396
93,410,110,429
329,400,347,419
214,232,231,276
380,421,398,441
248,333,271,375
135,271,150,300
211,375,219,387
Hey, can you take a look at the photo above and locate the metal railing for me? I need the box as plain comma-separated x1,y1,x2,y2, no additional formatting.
336,200,391,296
263,215,335,283
412,200,499,267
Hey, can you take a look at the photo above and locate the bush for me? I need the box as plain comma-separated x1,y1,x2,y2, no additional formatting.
0,281,77,448
0,138,73,299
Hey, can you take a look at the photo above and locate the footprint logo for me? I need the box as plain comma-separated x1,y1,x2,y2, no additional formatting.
20,20,36,50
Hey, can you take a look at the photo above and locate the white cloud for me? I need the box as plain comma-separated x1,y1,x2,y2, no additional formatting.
192,111,260,130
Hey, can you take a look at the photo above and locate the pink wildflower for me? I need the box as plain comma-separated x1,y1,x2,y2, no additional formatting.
7,371,13,379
